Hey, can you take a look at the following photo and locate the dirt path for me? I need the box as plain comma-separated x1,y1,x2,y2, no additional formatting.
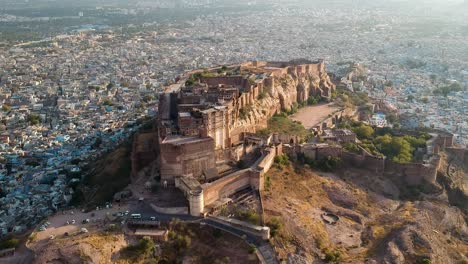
289,103,341,129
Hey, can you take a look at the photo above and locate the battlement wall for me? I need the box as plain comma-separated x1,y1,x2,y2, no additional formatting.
298,143,439,186
200,76,250,90
385,157,440,185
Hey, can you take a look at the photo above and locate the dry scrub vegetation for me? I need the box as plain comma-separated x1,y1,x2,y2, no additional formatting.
262,162,468,264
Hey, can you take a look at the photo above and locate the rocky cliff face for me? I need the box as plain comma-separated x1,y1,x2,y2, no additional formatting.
236,63,335,129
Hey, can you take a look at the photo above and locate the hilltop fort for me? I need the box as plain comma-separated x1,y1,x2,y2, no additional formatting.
155,60,335,215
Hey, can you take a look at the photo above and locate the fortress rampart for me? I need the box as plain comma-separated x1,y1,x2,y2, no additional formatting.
176,145,279,216
298,135,445,186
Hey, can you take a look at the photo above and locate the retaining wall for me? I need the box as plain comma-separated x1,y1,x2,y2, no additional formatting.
149,203,189,215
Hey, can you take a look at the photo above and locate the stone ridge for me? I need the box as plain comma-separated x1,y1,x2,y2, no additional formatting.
234,61,335,133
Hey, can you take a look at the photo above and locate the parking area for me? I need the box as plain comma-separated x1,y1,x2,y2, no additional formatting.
34,204,129,241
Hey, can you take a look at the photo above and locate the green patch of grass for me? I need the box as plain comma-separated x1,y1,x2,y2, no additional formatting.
268,115,309,138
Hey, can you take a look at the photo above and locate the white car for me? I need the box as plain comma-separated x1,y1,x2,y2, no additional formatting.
39,226,46,231
71,220,76,224
81,228,88,233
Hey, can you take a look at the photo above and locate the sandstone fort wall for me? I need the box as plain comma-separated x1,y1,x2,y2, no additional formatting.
202,169,252,206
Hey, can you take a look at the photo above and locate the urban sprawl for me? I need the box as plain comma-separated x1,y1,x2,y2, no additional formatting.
0,2,467,237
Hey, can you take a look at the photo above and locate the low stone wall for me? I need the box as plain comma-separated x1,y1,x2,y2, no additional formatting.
150,203,189,215
274,133,304,145
256,147,277,174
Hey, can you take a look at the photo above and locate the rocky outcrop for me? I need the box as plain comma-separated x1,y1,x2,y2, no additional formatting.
236,61,335,131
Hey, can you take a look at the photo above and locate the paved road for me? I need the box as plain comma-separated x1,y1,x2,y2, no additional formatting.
131,202,199,222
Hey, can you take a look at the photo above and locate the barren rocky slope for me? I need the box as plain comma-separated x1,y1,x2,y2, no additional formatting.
263,155,468,264
32,232,128,264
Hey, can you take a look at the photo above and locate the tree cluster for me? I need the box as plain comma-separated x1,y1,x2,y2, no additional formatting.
433,82,464,97
298,153,342,172
27,113,41,126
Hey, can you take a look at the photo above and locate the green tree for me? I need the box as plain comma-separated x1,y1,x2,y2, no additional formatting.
317,156,342,172
121,236,155,261
267,217,283,237
1,105,11,112
374,135,414,163
102,99,113,106
143,95,154,102
274,154,290,168
344,143,360,153
27,114,41,125
353,124,374,139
